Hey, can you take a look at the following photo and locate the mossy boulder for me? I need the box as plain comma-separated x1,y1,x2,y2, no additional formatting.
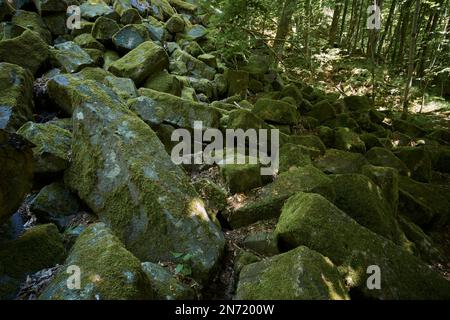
112,24,150,52
362,165,399,216
193,178,228,215
226,165,335,228
242,231,279,257
343,95,371,112
0,29,49,75
223,69,249,97
141,262,196,300
394,147,432,182
91,16,120,44
236,246,349,300
130,88,221,130
314,149,369,174
183,24,207,41
0,62,34,132
330,174,405,245
143,70,182,96
16,121,72,174
40,223,154,300
32,0,77,14
50,41,95,73
0,0,13,21
0,130,34,224
80,0,115,21
289,135,326,155
334,127,366,153
226,109,269,131
393,119,427,138
275,192,450,299
65,96,224,283
42,12,68,36
253,98,299,125
172,49,216,80
278,143,312,173
365,147,410,175
108,41,169,85
47,74,125,115
307,100,336,123
104,75,138,100
0,224,66,299
220,163,263,194
398,175,450,228
11,9,52,43
30,182,80,230
73,33,105,51
166,14,185,33
360,132,384,150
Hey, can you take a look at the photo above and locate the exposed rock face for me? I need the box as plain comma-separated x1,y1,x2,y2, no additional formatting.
64,85,224,282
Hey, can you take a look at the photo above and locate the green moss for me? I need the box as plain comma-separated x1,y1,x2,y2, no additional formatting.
278,143,313,173
73,33,105,51
227,165,335,228
50,41,95,73
0,62,34,131
253,98,299,125
314,148,369,174
112,24,149,52
394,147,432,182
143,70,182,96
366,147,411,176
17,121,72,174
220,163,263,194
236,246,349,300
39,223,154,300
307,100,336,122
343,96,371,112
12,9,52,43
172,49,216,80
91,16,120,43
0,29,48,75
333,127,366,153
108,41,169,85
0,224,66,299
275,192,450,299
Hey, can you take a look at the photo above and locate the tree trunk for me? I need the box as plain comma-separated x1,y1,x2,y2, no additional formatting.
274,0,297,52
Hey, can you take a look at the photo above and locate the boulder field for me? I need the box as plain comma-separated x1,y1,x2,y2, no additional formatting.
0,0,449,300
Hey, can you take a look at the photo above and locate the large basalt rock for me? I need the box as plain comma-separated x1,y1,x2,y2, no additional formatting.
0,224,66,299
0,29,49,75
314,148,369,174
130,88,221,130
253,98,299,126
171,49,216,80
108,41,169,85
275,192,450,299
0,130,34,224
0,62,34,132
236,246,350,300
39,223,155,300
50,41,95,73
333,127,366,153
366,147,410,176
11,9,52,43
64,91,224,282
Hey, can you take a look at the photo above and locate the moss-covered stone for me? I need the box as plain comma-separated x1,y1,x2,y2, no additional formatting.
32,0,76,15
220,163,263,194
234,250,260,274
224,69,248,97
0,224,65,299
108,41,169,85
330,174,405,245
242,231,279,257
104,75,138,100
0,29,49,75
30,182,80,230
39,223,154,300
193,178,228,215
143,69,182,96
334,127,366,153
166,14,185,33
73,33,105,51
226,109,269,131
289,134,326,155
366,147,410,176
50,41,95,73
0,0,13,21
198,53,217,69
0,130,34,224
0,62,34,132
65,96,224,282
131,88,221,129
398,175,450,228
278,143,312,173
393,119,427,138
275,192,450,299
394,147,432,182
360,132,384,150
362,165,399,216
141,262,196,300
42,12,68,36
80,0,115,21
236,246,349,300
172,49,216,80
183,24,207,41
307,100,336,123
343,95,371,112
314,148,369,174
103,49,120,70
112,24,150,52
84,48,105,66
253,98,299,125
16,121,72,174
11,9,52,43
227,165,335,228
91,16,120,44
